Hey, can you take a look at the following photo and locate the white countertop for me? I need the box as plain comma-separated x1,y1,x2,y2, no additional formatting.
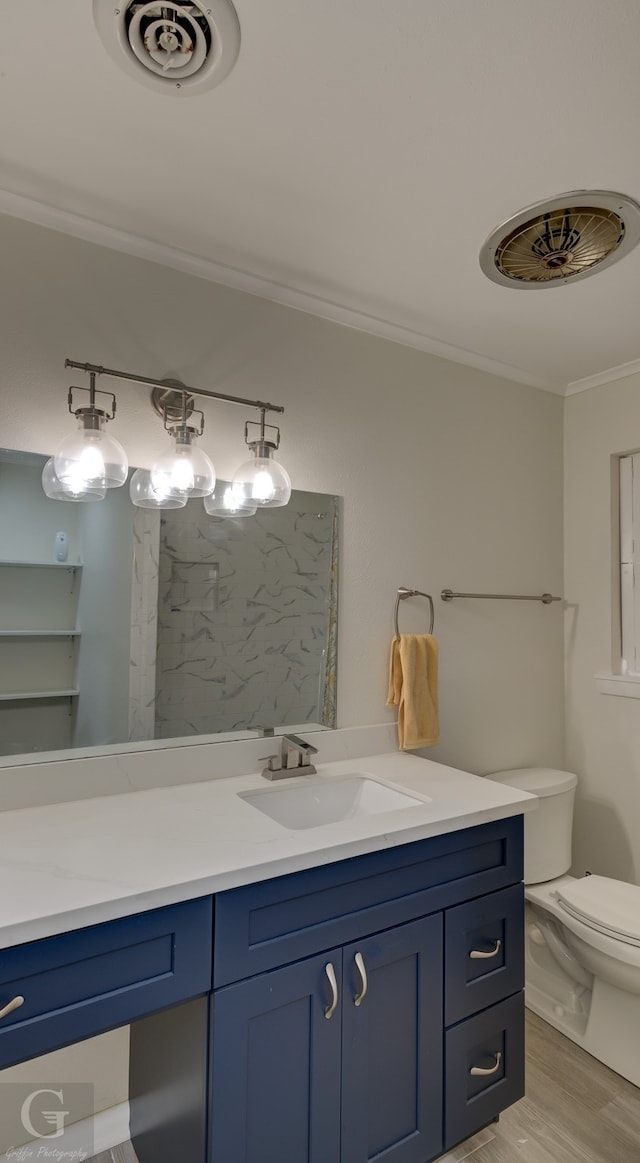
1,751,535,949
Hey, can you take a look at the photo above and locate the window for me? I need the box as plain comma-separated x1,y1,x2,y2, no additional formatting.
619,453,640,675
595,453,640,696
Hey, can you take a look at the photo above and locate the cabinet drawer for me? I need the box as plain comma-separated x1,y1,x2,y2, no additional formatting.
214,817,523,985
0,897,212,1070
444,884,524,1025
444,992,524,1151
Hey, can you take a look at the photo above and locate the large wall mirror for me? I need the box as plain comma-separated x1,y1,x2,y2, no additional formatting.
0,450,339,764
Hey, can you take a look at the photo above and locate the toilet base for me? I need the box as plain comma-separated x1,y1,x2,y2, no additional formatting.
525,978,640,1088
525,886,640,1088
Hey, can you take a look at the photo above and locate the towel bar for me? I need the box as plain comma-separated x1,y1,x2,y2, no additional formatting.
394,588,435,637
441,589,562,604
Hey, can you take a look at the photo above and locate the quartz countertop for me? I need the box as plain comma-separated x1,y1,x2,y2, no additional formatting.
0,751,535,949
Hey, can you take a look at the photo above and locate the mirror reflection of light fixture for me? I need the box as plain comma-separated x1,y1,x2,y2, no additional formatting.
42,457,106,503
52,375,128,493
45,360,291,508
203,481,257,518
129,468,188,510
232,410,292,509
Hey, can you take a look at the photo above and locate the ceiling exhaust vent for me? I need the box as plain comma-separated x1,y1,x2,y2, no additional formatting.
479,191,640,288
93,1,240,95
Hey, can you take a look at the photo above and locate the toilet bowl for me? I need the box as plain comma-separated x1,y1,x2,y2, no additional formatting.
487,767,640,1086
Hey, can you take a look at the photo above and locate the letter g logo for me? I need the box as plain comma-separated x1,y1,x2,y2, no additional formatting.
20,1088,69,1139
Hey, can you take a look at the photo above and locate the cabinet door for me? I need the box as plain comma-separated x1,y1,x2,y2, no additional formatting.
341,915,443,1163
210,950,342,1163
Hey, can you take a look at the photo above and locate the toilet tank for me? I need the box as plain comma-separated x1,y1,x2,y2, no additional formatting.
486,768,577,885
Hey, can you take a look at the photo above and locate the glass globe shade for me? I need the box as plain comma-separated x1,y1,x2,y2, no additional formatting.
203,483,257,518
129,468,188,509
150,432,215,499
53,417,128,490
42,457,106,503
232,455,292,508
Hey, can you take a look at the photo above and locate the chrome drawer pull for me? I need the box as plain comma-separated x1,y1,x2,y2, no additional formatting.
469,939,502,960
353,952,368,1007
470,1050,502,1077
0,995,24,1021
324,962,338,1019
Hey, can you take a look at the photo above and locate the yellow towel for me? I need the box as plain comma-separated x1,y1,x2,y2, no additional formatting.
386,634,439,750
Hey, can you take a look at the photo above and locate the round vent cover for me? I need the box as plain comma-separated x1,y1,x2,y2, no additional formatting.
93,0,240,95
480,191,640,288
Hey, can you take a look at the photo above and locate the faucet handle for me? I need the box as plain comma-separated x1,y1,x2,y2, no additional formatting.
259,753,283,773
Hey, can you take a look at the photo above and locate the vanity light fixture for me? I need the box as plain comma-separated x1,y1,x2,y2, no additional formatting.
48,360,290,509
231,410,292,509
53,375,128,493
42,457,106,503
129,468,188,509
203,481,257,518
150,394,216,500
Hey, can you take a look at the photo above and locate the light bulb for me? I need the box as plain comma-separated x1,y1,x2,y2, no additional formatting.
252,468,276,502
73,443,105,486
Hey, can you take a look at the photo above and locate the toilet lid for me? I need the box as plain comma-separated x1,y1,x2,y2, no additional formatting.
556,876,640,946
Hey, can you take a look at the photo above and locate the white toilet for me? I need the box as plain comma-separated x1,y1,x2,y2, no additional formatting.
488,767,640,1087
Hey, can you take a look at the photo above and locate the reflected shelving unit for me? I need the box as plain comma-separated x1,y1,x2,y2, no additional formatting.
0,562,83,749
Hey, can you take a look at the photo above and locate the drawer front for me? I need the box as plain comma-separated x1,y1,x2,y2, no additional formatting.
214,817,523,986
444,884,524,1025
444,992,524,1151
0,897,213,1070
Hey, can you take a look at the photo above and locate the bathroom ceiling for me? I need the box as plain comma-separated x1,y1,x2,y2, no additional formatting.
3,1,640,394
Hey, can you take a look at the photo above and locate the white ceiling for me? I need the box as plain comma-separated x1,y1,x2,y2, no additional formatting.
3,0,640,394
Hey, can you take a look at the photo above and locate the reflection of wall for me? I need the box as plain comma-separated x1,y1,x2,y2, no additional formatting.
155,492,335,736
73,486,135,746
0,456,81,562
129,508,160,742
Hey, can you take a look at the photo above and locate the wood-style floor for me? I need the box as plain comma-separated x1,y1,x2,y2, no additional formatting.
89,1011,640,1163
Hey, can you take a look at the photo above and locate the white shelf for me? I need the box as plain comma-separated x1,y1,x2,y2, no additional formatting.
0,689,79,702
0,630,81,638
0,632,80,641
0,560,82,569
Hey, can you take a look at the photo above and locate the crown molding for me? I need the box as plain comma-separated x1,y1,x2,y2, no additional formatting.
0,186,562,395
566,357,640,396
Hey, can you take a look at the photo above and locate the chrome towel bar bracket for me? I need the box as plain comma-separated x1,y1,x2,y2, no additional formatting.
394,587,435,637
441,589,561,605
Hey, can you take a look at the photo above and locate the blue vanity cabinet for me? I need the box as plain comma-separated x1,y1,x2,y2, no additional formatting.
210,915,443,1163
206,815,525,1163
0,815,524,1163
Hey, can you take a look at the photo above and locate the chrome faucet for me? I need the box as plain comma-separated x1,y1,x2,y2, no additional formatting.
261,733,319,780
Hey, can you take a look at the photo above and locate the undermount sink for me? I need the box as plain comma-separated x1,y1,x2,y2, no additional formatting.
239,775,427,830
